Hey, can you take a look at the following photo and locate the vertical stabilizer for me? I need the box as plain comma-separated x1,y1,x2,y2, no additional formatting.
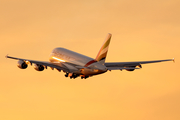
95,33,112,64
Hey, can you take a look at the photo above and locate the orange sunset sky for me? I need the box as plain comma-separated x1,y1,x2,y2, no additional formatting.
0,0,180,120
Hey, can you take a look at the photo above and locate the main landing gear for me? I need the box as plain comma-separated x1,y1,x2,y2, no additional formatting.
65,73,89,79
81,76,89,79
65,73,79,79
65,73,69,77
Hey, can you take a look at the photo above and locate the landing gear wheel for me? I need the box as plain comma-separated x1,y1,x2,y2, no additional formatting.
65,73,69,77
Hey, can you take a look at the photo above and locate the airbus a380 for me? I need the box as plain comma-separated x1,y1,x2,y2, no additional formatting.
6,33,174,79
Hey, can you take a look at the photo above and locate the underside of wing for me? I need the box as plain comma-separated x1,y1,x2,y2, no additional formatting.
107,67,140,70
6,55,70,72
105,59,174,70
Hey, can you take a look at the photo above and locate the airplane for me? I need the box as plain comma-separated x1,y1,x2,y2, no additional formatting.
6,33,174,79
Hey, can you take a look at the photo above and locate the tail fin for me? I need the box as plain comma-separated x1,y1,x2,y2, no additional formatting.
95,33,112,64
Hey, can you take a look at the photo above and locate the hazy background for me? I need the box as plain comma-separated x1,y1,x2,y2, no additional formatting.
0,0,179,120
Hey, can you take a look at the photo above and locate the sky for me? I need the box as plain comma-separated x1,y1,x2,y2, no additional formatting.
0,0,180,120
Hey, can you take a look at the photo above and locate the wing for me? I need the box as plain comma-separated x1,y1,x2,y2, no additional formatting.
6,55,70,72
105,59,174,70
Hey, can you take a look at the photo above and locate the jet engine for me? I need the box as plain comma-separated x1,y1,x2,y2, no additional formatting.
33,64,44,71
126,69,135,71
17,60,28,69
125,66,136,71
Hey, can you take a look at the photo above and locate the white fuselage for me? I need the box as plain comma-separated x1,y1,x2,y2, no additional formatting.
49,48,107,76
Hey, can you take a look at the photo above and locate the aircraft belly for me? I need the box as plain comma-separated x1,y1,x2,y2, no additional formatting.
61,62,81,74
81,68,107,76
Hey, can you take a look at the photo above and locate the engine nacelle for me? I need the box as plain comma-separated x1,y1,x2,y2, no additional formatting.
17,60,28,69
125,66,136,71
33,64,44,71
126,69,135,71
